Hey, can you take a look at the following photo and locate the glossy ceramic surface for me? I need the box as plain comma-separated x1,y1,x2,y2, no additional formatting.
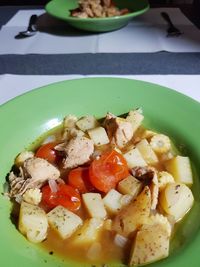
1,77,200,267
45,0,149,32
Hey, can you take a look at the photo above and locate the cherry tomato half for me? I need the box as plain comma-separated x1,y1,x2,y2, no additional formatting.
68,167,94,194
89,150,129,193
41,183,81,211
35,142,58,164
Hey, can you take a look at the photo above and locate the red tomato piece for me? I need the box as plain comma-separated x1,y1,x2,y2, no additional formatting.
68,167,94,194
35,142,58,164
41,183,81,211
89,150,129,193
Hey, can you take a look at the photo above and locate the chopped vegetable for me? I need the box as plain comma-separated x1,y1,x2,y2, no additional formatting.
19,201,48,243
160,182,194,221
103,189,123,215
150,134,171,154
22,188,42,205
136,139,158,165
89,150,129,193
35,142,59,164
68,167,94,193
112,186,151,237
88,126,110,146
129,222,170,266
72,218,103,245
123,147,147,168
165,156,193,186
117,175,142,197
41,183,81,211
47,205,82,239
158,171,175,190
126,108,144,134
82,193,107,219
76,115,99,131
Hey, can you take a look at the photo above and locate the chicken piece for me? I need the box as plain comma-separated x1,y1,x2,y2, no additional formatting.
62,136,94,169
131,166,155,184
15,151,34,166
106,6,120,17
131,166,159,209
8,157,60,201
102,0,111,7
71,0,126,18
24,157,60,181
104,114,133,149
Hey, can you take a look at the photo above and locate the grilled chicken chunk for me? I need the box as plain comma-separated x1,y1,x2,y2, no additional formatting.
61,136,94,169
8,157,60,201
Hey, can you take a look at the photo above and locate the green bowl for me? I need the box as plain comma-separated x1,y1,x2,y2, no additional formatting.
45,0,149,32
1,77,200,267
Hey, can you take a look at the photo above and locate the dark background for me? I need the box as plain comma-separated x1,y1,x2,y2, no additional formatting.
0,0,198,6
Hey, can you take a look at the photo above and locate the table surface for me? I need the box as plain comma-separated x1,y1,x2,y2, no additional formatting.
0,5,200,75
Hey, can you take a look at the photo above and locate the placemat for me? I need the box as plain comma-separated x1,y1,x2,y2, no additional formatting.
1,8,200,54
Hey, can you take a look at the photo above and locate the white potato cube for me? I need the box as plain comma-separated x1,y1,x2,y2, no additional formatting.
76,115,99,132
72,218,103,245
82,193,107,219
126,109,144,134
63,114,78,128
120,194,134,207
112,187,151,237
103,189,122,215
123,147,147,168
165,156,193,186
136,139,158,165
19,201,48,243
129,222,170,266
88,126,109,146
118,175,142,197
47,206,82,239
160,183,194,222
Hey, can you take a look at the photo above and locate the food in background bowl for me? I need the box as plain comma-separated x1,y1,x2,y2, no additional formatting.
71,0,129,18
5,108,194,266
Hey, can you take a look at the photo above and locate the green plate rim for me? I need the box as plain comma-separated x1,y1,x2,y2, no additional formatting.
45,0,150,22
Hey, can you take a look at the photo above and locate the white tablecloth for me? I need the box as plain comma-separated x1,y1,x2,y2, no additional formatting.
1,8,200,54
0,74,199,105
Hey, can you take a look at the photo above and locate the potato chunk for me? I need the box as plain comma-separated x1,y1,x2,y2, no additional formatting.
129,222,170,266
88,126,110,146
123,148,147,169
165,156,193,186
136,139,158,165
160,183,194,222
72,218,103,245
103,189,122,215
112,186,151,237
82,193,107,219
76,115,99,131
126,109,144,134
19,201,48,243
47,206,82,239
118,175,142,198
